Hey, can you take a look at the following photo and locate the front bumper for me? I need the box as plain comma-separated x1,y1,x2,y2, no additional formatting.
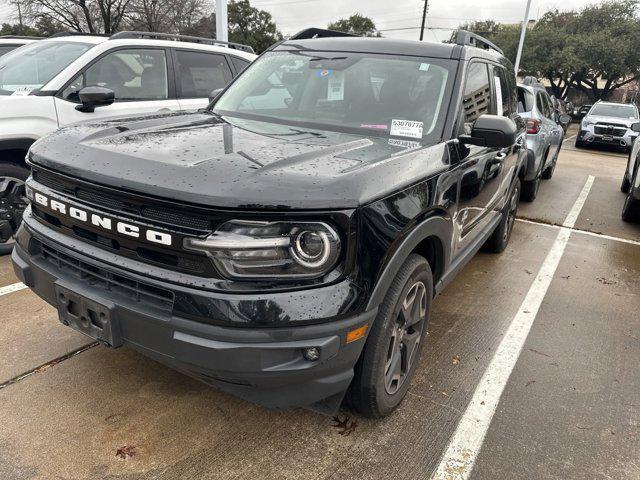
12,219,376,412
579,127,638,149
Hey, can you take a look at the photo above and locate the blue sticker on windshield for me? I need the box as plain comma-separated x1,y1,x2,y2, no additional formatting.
316,69,333,78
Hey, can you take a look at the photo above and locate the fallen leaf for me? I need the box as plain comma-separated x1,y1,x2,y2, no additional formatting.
526,380,536,387
441,390,448,397
116,445,136,459
452,355,460,365
331,415,357,436
528,348,552,358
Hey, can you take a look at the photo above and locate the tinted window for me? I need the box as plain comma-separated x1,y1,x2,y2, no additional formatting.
63,48,168,101
175,50,232,98
517,87,534,113
231,56,250,75
462,62,492,131
536,92,550,118
493,66,511,116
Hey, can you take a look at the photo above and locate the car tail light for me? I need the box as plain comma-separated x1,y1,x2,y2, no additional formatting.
526,119,540,134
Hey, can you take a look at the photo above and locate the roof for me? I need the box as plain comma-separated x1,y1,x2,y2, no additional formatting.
274,36,503,62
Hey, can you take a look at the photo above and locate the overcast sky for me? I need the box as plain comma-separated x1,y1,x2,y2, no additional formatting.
0,0,604,38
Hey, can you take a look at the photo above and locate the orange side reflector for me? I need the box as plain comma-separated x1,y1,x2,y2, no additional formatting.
346,324,368,344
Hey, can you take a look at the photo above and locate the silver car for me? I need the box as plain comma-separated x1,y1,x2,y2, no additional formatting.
517,78,569,201
576,101,640,153
621,123,640,222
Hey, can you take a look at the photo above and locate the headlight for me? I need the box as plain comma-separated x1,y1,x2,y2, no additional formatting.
184,220,341,280
582,119,593,129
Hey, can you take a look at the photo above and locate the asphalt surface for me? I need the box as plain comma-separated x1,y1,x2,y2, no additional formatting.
0,127,638,479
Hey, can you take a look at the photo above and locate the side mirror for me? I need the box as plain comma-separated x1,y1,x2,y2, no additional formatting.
208,88,224,104
76,86,115,113
460,115,519,148
559,114,572,126
631,122,640,133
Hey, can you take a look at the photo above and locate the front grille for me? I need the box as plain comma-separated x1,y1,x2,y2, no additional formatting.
33,168,211,232
38,241,175,311
594,124,627,137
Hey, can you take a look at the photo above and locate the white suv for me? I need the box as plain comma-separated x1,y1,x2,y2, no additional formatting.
0,31,255,253
0,35,41,57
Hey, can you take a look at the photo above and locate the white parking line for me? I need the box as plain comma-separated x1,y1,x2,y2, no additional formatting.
516,218,640,247
563,134,577,143
430,175,595,480
0,282,27,297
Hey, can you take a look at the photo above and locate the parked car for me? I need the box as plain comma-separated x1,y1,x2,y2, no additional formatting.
621,123,640,222
516,78,569,201
0,31,256,253
0,35,40,57
12,28,527,418
576,101,640,152
572,104,592,120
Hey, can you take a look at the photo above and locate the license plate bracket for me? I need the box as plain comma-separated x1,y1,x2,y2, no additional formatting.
602,135,614,142
55,283,122,348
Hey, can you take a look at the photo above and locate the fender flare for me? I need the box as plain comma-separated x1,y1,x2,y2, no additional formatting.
365,215,452,311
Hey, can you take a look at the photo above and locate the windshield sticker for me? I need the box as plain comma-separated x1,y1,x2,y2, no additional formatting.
11,86,34,96
327,71,345,101
494,77,503,115
419,63,430,72
360,124,389,130
388,138,421,150
316,69,333,78
391,119,423,139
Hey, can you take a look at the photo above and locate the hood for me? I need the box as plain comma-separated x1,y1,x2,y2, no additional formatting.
584,114,638,127
29,111,449,210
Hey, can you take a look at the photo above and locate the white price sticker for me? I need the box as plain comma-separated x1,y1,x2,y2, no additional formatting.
494,76,503,115
327,71,345,101
390,119,423,139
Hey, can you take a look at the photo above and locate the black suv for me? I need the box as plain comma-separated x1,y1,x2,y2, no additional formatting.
12,29,526,417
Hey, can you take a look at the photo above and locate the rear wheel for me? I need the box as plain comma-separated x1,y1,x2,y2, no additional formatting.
622,194,640,223
0,163,30,255
349,254,432,418
542,144,560,180
621,174,631,193
484,178,520,253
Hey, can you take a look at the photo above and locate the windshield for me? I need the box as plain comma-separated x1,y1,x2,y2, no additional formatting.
590,104,638,119
0,46,18,57
0,41,92,95
214,50,455,140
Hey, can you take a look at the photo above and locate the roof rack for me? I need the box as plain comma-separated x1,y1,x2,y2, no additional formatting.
108,31,255,53
0,35,42,40
453,30,503,55
289,28,356,40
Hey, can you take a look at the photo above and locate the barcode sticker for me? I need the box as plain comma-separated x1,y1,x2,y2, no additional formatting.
390,119,423,139
327,72,345,101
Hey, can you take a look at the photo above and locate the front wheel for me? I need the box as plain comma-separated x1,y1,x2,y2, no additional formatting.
621,174,631,193
0,163,30,255
349,254,432,418
484,178,521,253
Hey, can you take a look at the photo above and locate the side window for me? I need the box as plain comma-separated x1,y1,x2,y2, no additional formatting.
462,62,493,133
230,56,250,75
536,92,550,118
62,49,169,102
175,50,232,98
492,66,512,116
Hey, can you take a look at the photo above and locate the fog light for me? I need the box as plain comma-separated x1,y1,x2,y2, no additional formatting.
302,347,321,362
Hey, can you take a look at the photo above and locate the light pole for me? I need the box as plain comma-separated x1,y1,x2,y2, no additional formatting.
514,0,533,75
419,0,429,41
216,0,228,42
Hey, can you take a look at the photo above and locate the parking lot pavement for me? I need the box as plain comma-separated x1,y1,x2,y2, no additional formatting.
0,141,638,480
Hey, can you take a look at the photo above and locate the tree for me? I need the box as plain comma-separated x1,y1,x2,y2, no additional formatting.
461,0,640,101
327,13,381,37
227,0,283,53
126,0,206,34
0,17,64,36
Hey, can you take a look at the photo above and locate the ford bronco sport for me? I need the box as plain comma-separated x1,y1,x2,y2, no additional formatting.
13,29,526,417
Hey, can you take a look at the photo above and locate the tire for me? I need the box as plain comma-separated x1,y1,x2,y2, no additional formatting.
521,171,540,202
621,174,631,193
575,138,585,149
542,146,559,180
0,162,30,255
622,194,640,223
349,254,433,418
484,178,520,253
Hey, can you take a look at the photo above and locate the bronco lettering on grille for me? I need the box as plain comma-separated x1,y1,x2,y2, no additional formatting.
32,190,173,246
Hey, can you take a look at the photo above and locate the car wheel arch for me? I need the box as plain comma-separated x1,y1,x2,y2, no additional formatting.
365,215,451,311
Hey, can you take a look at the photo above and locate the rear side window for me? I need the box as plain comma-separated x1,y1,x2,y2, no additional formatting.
536,92,551,118
175,50,232,98
517,87,534,113
230,56,250,75
462,62,493,132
